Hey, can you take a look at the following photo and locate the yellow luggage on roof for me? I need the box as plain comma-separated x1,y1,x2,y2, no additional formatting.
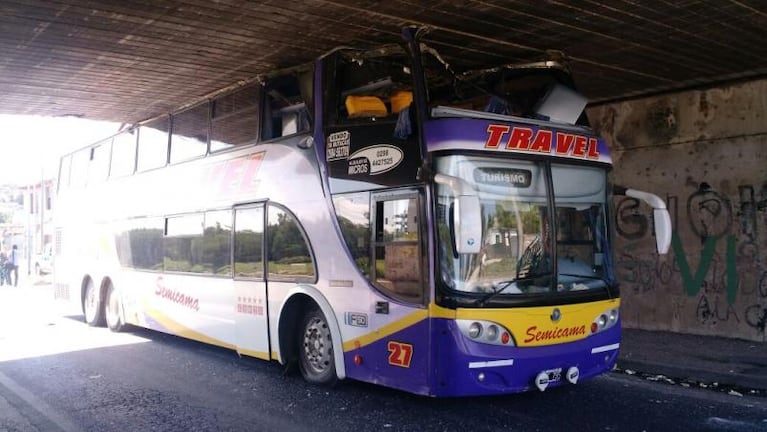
390,91,413,113
345,96,388,118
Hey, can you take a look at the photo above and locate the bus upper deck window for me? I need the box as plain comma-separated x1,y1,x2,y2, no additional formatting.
262,74,311,141
211,85,260,152
137,116,170,172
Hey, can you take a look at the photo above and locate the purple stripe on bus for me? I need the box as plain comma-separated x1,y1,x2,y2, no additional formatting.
424,119,612,164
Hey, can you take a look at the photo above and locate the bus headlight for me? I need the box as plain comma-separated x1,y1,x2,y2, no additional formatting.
486,324,499,341
457,320,515,346
591,308,619,334
468,322,482,339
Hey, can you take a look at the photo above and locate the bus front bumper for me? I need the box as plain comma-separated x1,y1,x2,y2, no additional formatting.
431,321,620,397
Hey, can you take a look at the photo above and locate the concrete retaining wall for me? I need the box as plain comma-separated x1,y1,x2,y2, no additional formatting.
587,79,767,342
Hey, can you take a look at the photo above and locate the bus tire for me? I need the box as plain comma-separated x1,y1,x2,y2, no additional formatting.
297,306,337,386
83,278,105,327
105,284,125,332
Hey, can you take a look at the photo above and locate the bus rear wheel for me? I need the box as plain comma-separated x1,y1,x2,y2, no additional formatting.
105,285,125,332
83,279,105,327
298,306,337,385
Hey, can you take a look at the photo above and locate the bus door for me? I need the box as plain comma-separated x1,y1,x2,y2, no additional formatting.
367,190,431,392
232,203,271,360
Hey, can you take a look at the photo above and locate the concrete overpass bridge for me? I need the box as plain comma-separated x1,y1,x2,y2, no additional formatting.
2,1,765,124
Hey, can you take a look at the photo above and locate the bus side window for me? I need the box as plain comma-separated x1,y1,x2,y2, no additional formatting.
333,192,372,277
170,102,209,164
261,74,311,141
371,193,423,303
110,129,137,179
58,154,72,192
122,217,164,271
202,210,233,276
266,204,315,282
162,211,232,275
164,214,204,273
137,115,170,172
87,139,112,185
234,205,265,279
211,84,260,152
69,149,89,189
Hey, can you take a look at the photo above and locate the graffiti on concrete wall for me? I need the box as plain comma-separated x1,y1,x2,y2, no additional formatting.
614,181,767,338
671,233,737,305
616,241,675,296
745,273,767,332
686,183,732,243
616,197,649,240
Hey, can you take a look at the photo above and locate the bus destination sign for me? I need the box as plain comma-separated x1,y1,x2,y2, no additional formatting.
473,168,532,187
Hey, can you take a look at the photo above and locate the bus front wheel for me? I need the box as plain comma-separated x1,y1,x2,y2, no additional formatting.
83,279,105,327
297,306,337,385
105,284,125,332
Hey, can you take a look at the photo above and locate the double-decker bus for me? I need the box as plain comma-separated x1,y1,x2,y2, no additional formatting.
54,28,671,396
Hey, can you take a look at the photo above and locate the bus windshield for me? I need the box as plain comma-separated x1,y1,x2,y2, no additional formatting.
435,155,613,298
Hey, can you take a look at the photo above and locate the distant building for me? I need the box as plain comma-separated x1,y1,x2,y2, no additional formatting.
0,186,23,251
1,179,55,265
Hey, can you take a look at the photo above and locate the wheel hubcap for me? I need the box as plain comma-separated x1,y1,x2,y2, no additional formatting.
84,284,97,321
303,316,332,374
106,290,119,327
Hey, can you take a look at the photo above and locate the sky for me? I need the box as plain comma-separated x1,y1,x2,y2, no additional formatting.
0,115,120,186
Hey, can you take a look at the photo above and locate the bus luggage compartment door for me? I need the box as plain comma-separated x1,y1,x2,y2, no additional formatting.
234,279,271,360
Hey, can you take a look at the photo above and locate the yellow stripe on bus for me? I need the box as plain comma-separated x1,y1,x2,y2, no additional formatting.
145,308,236,351
450,299,620,347
145,309,279,361
237,348,271,361
428,303,456,319
342,309,428,351
339,299,618,351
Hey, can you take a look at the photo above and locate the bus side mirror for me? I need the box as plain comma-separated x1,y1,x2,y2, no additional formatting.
434,173,482,255
455,195,482,254
652,207,672,255
615,186,672,254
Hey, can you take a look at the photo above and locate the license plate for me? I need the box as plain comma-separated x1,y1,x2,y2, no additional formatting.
545,368,563,383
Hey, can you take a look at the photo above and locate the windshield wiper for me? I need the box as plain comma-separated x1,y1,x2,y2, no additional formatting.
473,273,552,306
473,280,514,307
558,272,605,281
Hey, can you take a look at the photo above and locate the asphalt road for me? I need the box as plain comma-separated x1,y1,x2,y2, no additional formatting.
1,282,766,432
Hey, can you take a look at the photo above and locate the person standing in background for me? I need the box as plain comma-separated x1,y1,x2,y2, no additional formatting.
8,245,19,286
